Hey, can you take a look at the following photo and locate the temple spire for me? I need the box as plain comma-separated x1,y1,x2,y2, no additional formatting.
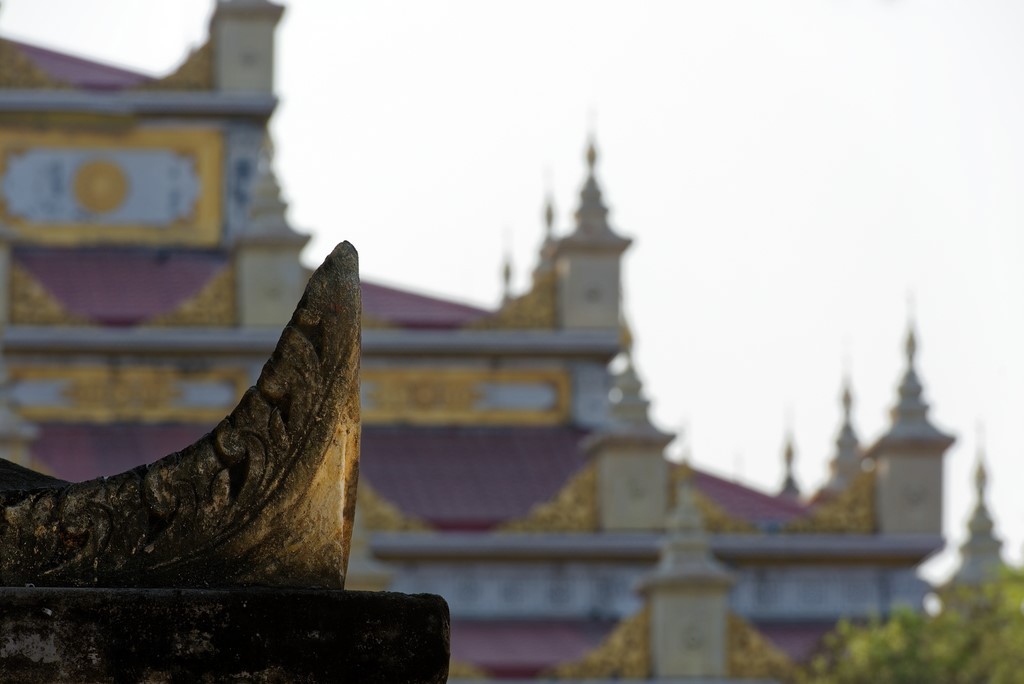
247,134,292,236
544,192,555,241
610,322,653,428
825,375,861,493
501,248,513,304
552,136,630,330
779,430,800,499
866,320,954,536
637,471,735,678
534,191,558,277
880,321,951,443
952,435,1003,586
565,137,627,244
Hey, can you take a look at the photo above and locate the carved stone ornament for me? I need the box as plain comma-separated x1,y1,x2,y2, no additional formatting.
0,242,361,588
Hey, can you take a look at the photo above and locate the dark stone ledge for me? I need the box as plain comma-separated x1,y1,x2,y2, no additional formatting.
0,587,449,683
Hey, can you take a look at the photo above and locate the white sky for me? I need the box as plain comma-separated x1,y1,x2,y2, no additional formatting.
3,0,1024,582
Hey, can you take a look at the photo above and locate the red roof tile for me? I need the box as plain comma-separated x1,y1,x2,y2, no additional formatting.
9,39,152,91
692,468,808,524
16,248,229,326
361,426,808,530
361,426,589,530
31,423,211,482
362,281,489,329
451,620,615,679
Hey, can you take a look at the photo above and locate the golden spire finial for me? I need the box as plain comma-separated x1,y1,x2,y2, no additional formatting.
501,227,513,302
544,195,555,238
975,421,987,495
586,138,597,170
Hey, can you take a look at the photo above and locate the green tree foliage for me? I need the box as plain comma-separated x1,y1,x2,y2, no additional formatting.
801,569,1024,684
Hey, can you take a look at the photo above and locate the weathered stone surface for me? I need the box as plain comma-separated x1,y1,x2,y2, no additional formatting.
0,242,361,588
0,587,450,683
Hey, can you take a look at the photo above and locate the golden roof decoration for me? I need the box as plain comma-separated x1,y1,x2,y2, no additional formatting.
543,605,651,679
499,460,763,534
783,468,876,534
464,270,557,330
544,607,795,681
0,39,69,89
361,312,396,330
9,263,90,325
357,480,433,532
447,659,489,680
496,461,598,533
137,40,213,91
726,613,796,681
670,464,760,534
147,265,236,327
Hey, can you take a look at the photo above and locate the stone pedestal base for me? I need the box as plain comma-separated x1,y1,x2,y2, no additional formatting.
0,587,449,683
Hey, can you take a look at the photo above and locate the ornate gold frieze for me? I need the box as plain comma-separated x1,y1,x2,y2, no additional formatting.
544,605,651,679
9,365,249,424
138,40,214,91
148,265,236,327
357,481,432,532
464,270,557,330
363,368,570,426
726,613,795,680
671,464,760,534
783,469,877,534
0,128,222,247
0,39,68,89
0,112,136,132
9,263,90,325
498,462,599,533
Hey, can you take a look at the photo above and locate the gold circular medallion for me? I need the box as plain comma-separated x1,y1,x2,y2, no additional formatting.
73,159,128,214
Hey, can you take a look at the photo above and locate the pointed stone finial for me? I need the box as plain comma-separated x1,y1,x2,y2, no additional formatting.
586,138,597,170
826,374,861,493
952,434,1003,586
779,430,800,499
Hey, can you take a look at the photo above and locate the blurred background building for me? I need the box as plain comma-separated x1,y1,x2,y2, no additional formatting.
0,1,1007,681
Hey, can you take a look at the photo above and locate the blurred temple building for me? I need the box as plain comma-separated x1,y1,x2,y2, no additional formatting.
0,2,1002,681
